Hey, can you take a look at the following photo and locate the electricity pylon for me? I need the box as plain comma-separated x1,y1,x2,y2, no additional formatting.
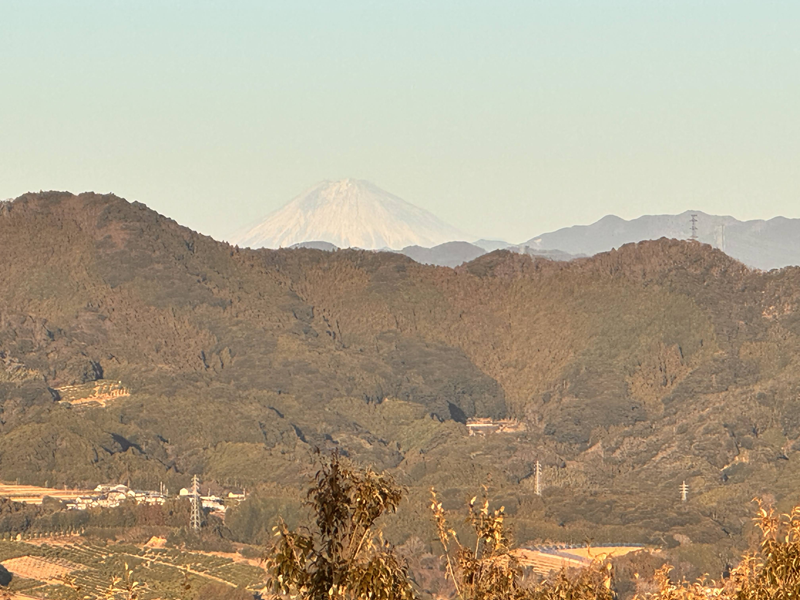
190,475,202,532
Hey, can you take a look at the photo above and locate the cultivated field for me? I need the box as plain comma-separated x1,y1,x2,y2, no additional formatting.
1,556,79,583
0,483,92,505
514,545,645,575
0,538,265,599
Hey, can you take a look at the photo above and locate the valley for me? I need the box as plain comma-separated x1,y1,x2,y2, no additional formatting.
3,191,800,583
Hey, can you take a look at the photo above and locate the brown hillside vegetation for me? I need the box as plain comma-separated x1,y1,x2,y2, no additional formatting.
4,192,800,578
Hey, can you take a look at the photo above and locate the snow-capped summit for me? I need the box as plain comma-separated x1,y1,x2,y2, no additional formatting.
230,179,470,250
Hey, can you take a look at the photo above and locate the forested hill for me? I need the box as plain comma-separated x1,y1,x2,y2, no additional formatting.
4,191,800,570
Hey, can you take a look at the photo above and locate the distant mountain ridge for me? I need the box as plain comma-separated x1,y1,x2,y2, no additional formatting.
283,239,582,269
526,211,800,270
232,185,800,270
231,179,470,250
400,241,486,268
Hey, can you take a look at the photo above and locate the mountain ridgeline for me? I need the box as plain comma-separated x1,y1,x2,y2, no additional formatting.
227,179,800,271
524,210,800,271
4,192,800,571
231,179,468,250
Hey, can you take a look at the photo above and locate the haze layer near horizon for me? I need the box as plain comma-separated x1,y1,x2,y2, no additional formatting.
1,1,798,243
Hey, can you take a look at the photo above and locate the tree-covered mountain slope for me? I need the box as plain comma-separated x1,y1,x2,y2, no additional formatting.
4,191,800,572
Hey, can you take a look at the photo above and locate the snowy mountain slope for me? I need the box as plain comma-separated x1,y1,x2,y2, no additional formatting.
231,179,470,250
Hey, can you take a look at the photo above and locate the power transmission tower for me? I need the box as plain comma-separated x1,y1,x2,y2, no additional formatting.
680,480,689,503
190,475,202,532
690,214,698,241
534,461,542,496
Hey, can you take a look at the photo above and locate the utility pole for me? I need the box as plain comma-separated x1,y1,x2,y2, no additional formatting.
534,461,542,496
690,214,698,241
190,475,202,532
680,481,689,503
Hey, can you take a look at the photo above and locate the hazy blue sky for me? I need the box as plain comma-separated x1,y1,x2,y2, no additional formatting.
2,1,798,243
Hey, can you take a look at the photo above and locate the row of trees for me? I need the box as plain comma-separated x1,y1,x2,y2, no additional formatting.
266,453,800,600
0,495,196,536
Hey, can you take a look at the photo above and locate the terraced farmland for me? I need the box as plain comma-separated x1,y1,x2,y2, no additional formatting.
54,380,130,407
0,539,265,599
513,545,646,575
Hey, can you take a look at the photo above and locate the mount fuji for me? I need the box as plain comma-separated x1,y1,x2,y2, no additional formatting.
231,179,470,250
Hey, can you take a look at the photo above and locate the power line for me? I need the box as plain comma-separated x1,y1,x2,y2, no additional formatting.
690,214,698,241
680,481,689,503
534,461,542,496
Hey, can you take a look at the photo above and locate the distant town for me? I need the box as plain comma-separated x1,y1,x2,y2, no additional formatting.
0,481,245,516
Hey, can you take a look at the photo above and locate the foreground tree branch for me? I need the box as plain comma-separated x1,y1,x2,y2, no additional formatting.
265,452,415,600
